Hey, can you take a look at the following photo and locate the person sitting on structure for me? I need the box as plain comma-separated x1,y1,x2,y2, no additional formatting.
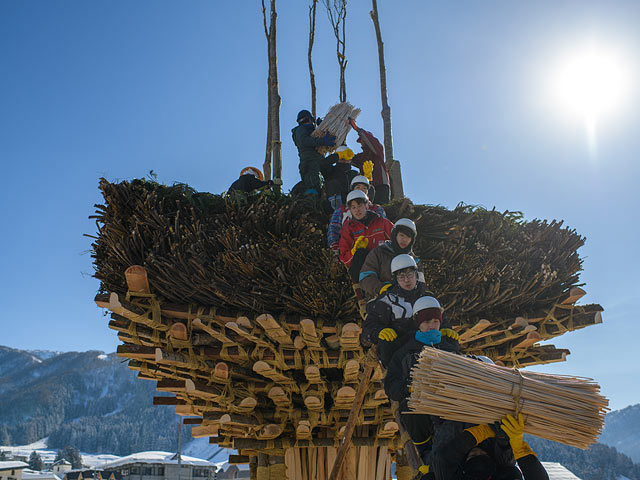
433,413,549,480
361,254,434,366
359,218,425,299
339,190,393,284
327,175,387,256
291,109,337,195
349,121,390,204
227,167,272,193
383,296,460,479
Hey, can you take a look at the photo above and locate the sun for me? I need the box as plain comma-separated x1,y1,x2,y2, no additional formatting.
548,44,631,154
550,45,629,119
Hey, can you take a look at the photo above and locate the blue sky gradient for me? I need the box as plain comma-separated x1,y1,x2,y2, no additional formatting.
1,1,638,410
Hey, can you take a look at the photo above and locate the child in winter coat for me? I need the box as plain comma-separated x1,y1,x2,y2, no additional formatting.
362,255,439,366
327,175,386,256
339,189,393,283
383,296,461,479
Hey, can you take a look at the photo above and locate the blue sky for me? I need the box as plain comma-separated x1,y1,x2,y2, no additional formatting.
1,1,638,411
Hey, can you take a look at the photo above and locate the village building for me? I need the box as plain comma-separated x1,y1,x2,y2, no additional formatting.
0,461,29,480
51,460,72,477
101,452,216,480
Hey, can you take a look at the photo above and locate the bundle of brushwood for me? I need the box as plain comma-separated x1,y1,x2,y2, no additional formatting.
311,102,361,154
408,348,608,448
91,178,602,366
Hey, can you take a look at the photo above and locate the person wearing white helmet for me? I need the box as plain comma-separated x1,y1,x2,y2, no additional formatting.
359,217,426,299
327,174,386,255
362,254,436,366
383,295,461,479
338,190,393,285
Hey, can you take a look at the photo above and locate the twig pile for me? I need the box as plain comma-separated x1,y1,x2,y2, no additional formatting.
90,180,594,334
408,348,609,448
311,102,361,154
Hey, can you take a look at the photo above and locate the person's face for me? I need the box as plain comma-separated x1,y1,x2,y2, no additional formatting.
419,318,441,332
353,183,368,193
349,199,367,220
396,267,417,290
396,231,413,249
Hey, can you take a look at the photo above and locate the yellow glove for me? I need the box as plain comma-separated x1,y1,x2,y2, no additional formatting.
351,236,369,255
379,283,392,294
418,465,430,474
378,328,397,342
501,413,535,460
440,328,460,341
464,424,495,445
337,147,355,161
363,160,374,181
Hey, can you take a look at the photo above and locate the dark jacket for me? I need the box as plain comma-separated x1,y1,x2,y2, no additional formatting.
228,174,269,193
361,283,433,345
435,431,549,480
384,335,460,404
291,123,326,169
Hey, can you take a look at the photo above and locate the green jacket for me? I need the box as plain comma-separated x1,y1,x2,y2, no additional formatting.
291,123,326,168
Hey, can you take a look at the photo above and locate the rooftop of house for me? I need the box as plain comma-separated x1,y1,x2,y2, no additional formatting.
541,462,582,480
0,461,29,472
101,452,215,470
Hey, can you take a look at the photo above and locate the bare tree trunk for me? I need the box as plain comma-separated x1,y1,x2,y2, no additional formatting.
323,0,348,102
308,0,318,118
262,0,282,186
370,0,403,198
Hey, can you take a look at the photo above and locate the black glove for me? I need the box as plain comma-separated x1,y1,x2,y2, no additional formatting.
316,117,323,125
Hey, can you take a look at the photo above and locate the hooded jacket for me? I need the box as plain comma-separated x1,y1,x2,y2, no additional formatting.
327,203,387,250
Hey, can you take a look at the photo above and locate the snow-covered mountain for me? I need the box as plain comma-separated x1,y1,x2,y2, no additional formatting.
600,404,640,463
0,345,213,457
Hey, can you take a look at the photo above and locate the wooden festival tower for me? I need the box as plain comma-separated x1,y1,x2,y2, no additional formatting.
91,178,603,479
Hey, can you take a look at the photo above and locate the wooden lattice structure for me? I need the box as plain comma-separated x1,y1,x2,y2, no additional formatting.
91,179,603,479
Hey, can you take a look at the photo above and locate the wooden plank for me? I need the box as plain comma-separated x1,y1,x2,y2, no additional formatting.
228,455,251,465
256,313,294,345
153,396,184,405
458,319,492,343
560,287,586,305
124,265,150,293
117,344,155,360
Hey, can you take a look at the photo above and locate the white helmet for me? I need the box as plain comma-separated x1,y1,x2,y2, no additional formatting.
390,254,417,274
413,296,444,314
350,175,370,188
346,189,368,205
392,218,417,236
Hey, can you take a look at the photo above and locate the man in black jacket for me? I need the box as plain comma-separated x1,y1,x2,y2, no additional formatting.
291,110,336,194
433,414,549,480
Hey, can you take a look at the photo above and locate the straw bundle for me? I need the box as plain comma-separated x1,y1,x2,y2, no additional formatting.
312,102,361,154
408,348,608,448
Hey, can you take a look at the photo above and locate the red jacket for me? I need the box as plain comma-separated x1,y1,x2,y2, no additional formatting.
339,211,393,267
350,129,390,188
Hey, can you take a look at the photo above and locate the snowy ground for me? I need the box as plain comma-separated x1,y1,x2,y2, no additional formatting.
0,437,223,469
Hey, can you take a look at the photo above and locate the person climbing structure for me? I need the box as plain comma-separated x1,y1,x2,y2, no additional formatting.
359,218,425,299
361,254,434,366
291,109,337,195
327,175,386,257
228,167,272,193
349,119,390,204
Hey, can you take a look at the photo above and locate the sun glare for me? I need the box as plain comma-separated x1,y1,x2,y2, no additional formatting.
551,47,628,118
549,44,630,155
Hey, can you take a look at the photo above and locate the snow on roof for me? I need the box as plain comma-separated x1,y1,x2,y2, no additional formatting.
101,452,215,470
541,462,582,480
22,470,61,480
0,461,29,471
